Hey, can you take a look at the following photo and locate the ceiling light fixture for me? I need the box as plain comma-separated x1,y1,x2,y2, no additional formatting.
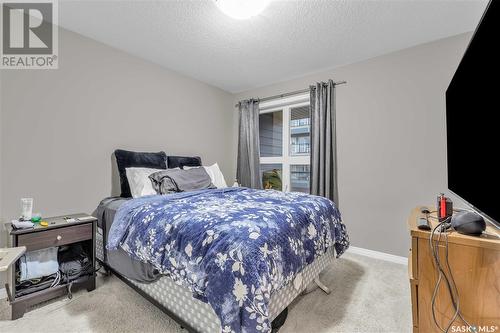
215,0,270,20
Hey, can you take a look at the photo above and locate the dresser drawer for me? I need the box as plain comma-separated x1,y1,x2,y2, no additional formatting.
17,223,93,251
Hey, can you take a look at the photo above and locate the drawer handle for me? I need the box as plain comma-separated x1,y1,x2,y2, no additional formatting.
56,235,62,241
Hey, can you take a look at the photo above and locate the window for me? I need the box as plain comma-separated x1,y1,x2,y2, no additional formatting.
290,164,310,193
290,105,310,156
259,110,282,157
261,163,283,191
259,94,310,192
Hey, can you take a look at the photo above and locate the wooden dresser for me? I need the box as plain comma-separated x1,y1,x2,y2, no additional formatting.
408,207,500,333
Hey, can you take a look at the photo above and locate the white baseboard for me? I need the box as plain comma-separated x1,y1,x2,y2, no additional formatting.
0,287,6,300
348,246,408,265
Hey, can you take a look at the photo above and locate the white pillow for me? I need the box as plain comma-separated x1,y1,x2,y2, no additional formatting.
184,163,227,188
126,167,165,198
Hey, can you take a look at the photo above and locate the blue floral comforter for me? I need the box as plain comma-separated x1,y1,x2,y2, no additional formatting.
108,188,349,333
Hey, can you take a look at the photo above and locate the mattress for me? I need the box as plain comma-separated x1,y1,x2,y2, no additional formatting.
96,229,335,332
94,197,159,282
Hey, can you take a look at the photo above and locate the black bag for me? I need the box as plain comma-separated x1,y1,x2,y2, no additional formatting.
58,244,93,283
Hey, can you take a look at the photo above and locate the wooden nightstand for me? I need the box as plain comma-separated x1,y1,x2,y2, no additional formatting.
7,214,97,320
407,207,500,333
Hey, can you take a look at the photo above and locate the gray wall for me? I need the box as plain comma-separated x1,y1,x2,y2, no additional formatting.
0,70,3,220
0,28,234,240
0,72,4,286
0,30,473,260
233,33,472,257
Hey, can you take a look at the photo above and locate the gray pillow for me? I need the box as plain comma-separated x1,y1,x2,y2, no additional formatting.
149,168,216,194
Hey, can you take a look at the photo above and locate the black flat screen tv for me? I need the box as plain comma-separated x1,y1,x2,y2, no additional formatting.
446,0,499,227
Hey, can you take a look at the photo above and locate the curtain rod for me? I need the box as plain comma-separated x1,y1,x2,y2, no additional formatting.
235,81,346,107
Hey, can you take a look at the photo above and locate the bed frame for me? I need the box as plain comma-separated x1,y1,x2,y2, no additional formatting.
96,228,335,332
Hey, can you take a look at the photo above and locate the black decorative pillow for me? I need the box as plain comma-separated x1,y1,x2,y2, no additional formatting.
114,149,167,197
167,156,202,169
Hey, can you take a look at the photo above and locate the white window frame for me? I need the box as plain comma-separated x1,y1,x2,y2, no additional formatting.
259,93,310,192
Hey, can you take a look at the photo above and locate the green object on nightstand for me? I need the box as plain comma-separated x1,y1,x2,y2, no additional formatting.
31,215,42,223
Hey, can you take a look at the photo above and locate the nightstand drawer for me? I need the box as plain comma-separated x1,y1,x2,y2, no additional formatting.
17,223,93,251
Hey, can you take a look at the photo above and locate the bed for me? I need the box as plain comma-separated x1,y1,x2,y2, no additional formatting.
94,151,349,333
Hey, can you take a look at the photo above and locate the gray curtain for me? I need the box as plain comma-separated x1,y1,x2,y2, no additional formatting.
310,80,338,204
237,99,262,189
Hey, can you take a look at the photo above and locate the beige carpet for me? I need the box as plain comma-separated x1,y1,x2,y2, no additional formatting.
0,252,412,333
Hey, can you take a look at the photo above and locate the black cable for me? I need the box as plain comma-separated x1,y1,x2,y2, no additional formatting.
430,220,455,332
94,261,103,273
430,222,446,332
442,230,460,332
429,218,477,333
430,221,459,333
443,232,475,330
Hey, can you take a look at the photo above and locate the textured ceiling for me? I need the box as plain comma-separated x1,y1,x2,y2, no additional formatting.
58,0,488,93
